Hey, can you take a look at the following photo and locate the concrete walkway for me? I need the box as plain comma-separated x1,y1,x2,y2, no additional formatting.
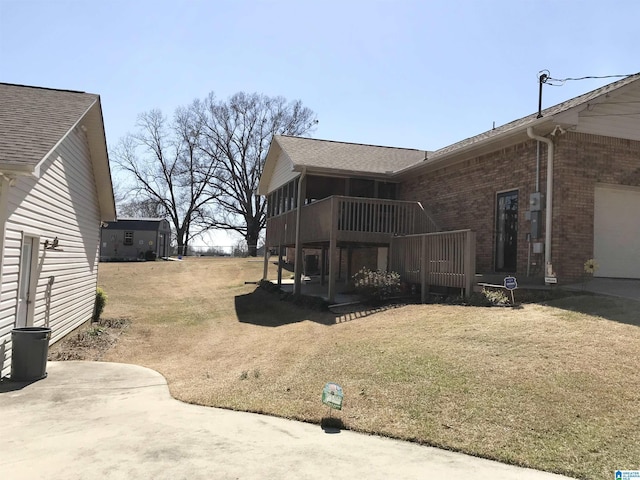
563,277,640,302
0,361,571,480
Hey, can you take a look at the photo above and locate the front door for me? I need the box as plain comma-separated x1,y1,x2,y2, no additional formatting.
16,236,37,328
495,190,518,272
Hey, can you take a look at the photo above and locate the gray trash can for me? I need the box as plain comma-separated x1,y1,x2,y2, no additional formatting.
10,327,52,382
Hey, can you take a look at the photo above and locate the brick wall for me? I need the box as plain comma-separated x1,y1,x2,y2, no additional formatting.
399,132,640,283
554,132,640,280
400,138,543,278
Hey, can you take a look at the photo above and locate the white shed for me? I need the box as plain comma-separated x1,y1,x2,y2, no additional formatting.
0,83,116,378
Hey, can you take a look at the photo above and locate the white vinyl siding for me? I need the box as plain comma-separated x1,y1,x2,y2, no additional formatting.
0,126,101,378
593,184,640,278
266,150,299,194
575,88,640,142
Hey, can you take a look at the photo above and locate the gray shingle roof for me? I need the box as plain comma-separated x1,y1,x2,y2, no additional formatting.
275,135,428,175
0,83,98,170
104,218,170,232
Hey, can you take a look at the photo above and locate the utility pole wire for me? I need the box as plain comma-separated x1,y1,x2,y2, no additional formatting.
540,71,640,87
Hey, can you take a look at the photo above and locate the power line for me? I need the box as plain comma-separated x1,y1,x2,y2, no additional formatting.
539,71,639,87
536,70,640,117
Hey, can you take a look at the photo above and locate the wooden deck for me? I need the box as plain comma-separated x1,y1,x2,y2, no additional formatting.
264,196,476,301
265,196,438,247
389,230,476,299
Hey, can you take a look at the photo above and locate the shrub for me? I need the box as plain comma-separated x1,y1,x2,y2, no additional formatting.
465,288,512,307
93,287,107,322
352,267,401,303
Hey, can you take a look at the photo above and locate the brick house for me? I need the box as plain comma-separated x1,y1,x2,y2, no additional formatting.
259,74,640,300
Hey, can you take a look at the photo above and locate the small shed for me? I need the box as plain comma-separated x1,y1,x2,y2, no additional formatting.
100,218,171,261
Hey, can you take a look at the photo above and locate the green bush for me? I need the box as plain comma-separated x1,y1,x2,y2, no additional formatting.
352,267,401,303
93,287,107,322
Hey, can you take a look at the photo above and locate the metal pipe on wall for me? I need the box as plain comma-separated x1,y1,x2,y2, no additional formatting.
526,127,554,283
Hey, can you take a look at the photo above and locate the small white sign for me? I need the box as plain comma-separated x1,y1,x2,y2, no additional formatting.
545,276,558,284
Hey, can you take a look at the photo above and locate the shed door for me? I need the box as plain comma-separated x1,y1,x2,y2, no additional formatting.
16,236,37,328
594,185,640,278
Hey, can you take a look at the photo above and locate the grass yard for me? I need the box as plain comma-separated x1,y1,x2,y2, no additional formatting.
96,257,640,480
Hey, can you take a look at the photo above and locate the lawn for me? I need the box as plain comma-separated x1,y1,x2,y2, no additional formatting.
96,257,640,480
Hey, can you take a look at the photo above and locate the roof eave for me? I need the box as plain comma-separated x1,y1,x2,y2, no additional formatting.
0,163,37,176
393,116,557,178
291,164,399,180
79,99,116,221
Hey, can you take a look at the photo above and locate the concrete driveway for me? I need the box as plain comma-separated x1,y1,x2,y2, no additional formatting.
564,277,640,302
0,361,572,480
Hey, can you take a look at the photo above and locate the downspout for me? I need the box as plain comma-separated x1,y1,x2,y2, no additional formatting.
293,168,306,295
526,127,554,283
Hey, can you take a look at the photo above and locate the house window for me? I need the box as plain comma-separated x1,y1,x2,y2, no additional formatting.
123,231,134,246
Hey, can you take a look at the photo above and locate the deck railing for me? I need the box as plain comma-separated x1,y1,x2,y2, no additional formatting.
337,196,438,235
389,229,476,298
265,196,438,247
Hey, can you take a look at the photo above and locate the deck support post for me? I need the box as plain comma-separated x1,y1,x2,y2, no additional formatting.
262,242,269,280
320,246,326,286
277,244,283,288
293,170,307,295
420,235,429,303
328,198,338,303
464,231,476,298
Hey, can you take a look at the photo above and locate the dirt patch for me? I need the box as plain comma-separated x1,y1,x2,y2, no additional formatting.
48,317,131,361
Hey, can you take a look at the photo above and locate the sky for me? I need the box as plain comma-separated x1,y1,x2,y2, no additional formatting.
1,0,639,246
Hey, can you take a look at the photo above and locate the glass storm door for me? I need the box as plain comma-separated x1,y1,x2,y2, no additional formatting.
495,191,518,272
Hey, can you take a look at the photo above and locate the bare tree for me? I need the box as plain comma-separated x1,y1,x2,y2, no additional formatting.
197,92,317,256
111,108,220,254
117,197,166,218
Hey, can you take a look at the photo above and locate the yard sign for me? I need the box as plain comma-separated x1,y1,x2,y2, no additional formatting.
322,383,344,410
504,276,517,304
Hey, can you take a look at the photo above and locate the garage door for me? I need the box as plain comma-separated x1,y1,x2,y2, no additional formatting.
593,185,640,278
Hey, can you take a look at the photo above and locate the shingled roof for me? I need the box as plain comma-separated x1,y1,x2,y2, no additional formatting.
402,72,640,172
259,73,640,193
274,135,428,174
0,83,99,171
0,82,116,220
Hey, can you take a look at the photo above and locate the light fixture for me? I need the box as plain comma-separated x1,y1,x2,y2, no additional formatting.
44,237,60,250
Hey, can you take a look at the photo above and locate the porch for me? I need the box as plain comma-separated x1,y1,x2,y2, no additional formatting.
263,195,477,302
265,195,439,247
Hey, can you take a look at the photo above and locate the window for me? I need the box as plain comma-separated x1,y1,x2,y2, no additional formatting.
123,231,134,246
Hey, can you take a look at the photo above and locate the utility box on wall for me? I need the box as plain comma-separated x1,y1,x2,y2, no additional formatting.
530,192,543,211
530,210,541,239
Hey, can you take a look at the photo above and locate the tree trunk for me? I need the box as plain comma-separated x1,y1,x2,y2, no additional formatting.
245,225,259,257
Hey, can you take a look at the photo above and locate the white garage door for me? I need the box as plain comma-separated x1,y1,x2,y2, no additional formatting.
593,185,640,278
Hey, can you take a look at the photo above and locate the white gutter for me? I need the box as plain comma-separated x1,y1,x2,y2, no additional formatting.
526,127,555,283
